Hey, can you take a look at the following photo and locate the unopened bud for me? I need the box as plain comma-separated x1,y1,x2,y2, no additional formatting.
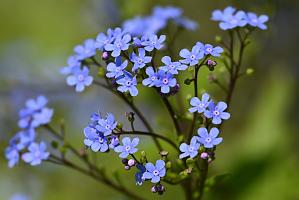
200,152,209,159
128,159,136,167
102,51,109,60
124,165,130,170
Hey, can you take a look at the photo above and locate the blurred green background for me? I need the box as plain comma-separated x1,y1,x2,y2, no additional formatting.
0,0,298,199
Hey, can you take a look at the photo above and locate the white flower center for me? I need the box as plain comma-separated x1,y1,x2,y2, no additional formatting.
162,78,169,84
190,55,195,60
34,151,41,158
151,76,156,81
78,74,84,81
153,170,159,176
125,146,131,151
213,110,220,116
205,138,211,143
126,81,131,86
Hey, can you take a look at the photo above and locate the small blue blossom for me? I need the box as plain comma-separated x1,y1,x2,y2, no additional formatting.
196,42,223,57
155,70,177,94
246,12,269,30
179,45,204,66
95,29,114,50
189,93,210,113
212,7,247,30
84,126,109,152
109,135,119,149
106,56,128,78
130,48,152,71
5,147,19,168
96,113,117,136
142,67,159,87
179,136,200,159
74,39,97,60
116,74,139,96
12,129,36,151
60,56,81,75
18,96,53,129
142,160,166,183
66,66,93,92
114,137,139,158
22,142,50,166
211,6,236,21
141,34,166,52
160,56,188,74
204,101,231,124
135,163,146,185
153,6,182,20
197,127,223,148
105,34,131,57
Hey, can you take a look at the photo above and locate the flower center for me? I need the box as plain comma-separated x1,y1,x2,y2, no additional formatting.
205,138,211,143
115,41,121,48
190,55,195,60
213,110,220,116
99,137,104,143
125,146,131,151
137,58,143,64
34,151,41,158
252,18,258,23
126,81,131,86
189,146,194,151
115,67,121,72
152,41,156,45
105,124,111,130
206,48,212,53
151,76,156,81
170,64,175,68
153,170,159,176
199,103,204,108
230,18,238,25
78,74,84,81
162,78,169,84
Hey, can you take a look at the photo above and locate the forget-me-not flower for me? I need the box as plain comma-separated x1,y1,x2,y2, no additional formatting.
155,70,177,93
5,147,19,168
22,142,50,166
196,42,223,57
197,127,223,148
105,34,131,57
95,29,114,50
246,12,269,30
66,66,93,92
114,137,139,158
179,45,204,66
116,74,139,96
189,93,211,113
130,48,152,71
74,39,97,60
135,163,146,185
204,101,230,124
96,113,117,136
84,126,109,152
141,35,166,52
106,56,128,78
142,160,166,183
142,67,159,87
60,55,81,75
160,56,188,74
179,136,200,159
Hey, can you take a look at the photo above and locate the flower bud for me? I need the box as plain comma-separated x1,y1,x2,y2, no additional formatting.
151,186,157,193
102,51,109,60
124,165,130,170
128,159,136,167
200,152,208,159
121,158,128,165
206,59,217,71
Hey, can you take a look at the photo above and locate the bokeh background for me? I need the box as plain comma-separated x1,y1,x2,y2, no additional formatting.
0,0,298,199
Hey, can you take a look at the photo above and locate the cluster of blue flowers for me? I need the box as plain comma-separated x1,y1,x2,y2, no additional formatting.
123,6,198,37
5,96,53,168
211,6,269,30
179,93,230,160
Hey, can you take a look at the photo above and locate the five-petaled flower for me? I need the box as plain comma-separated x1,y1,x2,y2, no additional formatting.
106,56,128,79
130,48,152,71
179,136,200,159
204,101,231,124
141,34,166,51
179,45,204,66
246,12,269,30
142,67,159,87
114,137,139,158
155,70,177,93
84,126,109,152
116,74,139,96
96,113,118,136
197,127,223,148
189,93,211,113
105,34,131,57
74,39,97,60
66,66,93,92
160,56,187,74
142,160,166,183
22,142,50,166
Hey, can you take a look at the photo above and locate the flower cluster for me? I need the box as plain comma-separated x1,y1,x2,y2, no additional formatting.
211,6,269,30
123,6,198,37
5,96,52,167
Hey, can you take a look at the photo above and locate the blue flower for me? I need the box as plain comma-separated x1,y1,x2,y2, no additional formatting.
211,6,236,21
9,194,30,200
204,101,231,124
197,127,223,148
105,34,131,57
66,66,93,92
153,6,182,20
196,42,223,57
142,67,159,87
84,126,109,152
155,69,177,93
116,74,139,96
141,34,166,52
179,45,204,66
60,56,81,75
114,137,139,158
130,48,152,71
246,12,269,30
18,96,53,129
74,39,97,60
96,113,117,136
135,163,146,185
179,136,200,159
142,160,166,183
22,142,50,166
12,129,36,151
212,7,247,30
5,147,19,168
109,135,119,149
106,56,128,78
95,29,114,50
160,56,188,74
189,93,210,113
